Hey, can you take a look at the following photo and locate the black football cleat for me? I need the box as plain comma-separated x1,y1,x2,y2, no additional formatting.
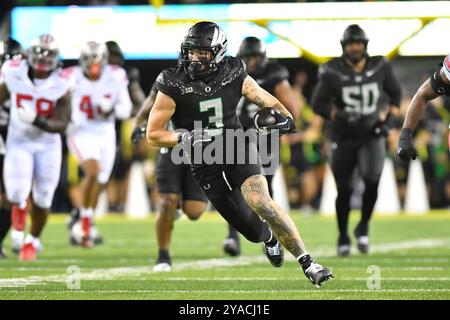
303,261,334,287
354,223,370,254
337,235,351,257
67,208,80,230
223,237,241,257
264,241,284,267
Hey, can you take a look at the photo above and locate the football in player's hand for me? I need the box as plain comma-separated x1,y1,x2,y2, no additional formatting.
254,107,279,131
254,107,295,134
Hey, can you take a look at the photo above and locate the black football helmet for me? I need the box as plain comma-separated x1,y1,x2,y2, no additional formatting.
237,36,267,60
0,37,23,66
105,40,124,66
181,21,227,80
340,24,369,63
236,36,267,73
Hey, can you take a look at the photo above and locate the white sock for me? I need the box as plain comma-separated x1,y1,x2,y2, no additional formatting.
80,207,94,219
19,200,27,210
296,252,310,262
24,234,40,248
264,230,273,244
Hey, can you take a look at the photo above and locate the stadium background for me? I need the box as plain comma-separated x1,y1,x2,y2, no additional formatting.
0,1,448,215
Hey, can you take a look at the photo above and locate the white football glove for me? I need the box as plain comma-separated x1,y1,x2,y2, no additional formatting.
17,102,37,124
98,96,114,114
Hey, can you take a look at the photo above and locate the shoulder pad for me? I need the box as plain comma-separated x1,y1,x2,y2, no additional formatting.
221,56,247,81
265,61,289,82
155,66,185,98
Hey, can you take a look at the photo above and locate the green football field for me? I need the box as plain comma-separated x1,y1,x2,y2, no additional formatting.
0,211,449,300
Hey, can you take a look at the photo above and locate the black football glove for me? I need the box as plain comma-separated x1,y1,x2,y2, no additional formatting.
131,126,146,144
397,128,417,161
178,128,214,168
254,108,296,135
178,128,213,148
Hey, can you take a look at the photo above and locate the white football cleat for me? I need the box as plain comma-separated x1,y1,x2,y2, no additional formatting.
153,262,172,272
11,230,24,254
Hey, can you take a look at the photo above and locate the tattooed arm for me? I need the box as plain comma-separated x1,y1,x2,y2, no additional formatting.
241,75,293,118
241,174,307,257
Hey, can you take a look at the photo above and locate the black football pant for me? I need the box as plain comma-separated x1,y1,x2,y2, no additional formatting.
192,162,272,244
329,136,385,242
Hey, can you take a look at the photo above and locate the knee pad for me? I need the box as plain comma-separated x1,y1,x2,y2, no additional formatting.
32,191,53,209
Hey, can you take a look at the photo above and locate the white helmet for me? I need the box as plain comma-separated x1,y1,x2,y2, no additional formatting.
27,34,59,72
79,41,108,78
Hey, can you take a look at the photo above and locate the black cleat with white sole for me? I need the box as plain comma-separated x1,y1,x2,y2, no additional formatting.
337,235,351,257
264,241,284,267
303,261,334,287
354,223,370,254
223,237,241,257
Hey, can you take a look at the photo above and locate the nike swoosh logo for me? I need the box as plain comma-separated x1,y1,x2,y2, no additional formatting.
192,137,212,147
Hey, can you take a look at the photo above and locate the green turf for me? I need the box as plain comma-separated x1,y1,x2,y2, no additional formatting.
0,211,449,300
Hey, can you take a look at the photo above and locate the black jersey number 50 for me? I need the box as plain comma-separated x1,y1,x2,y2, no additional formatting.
342,82,379,115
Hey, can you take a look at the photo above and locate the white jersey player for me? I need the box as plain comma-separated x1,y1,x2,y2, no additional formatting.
0,34,71,261
398,53,450,160
67,41,131,247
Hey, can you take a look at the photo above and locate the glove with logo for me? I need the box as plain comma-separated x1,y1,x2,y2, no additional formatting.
254,107,296,135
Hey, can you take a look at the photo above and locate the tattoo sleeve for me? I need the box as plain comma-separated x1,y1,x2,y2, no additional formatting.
241,175,306,257
242,75,292,118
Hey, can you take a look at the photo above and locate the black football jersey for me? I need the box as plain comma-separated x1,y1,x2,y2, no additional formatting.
156,56,247,133
238,61,289,130
311,56,401,139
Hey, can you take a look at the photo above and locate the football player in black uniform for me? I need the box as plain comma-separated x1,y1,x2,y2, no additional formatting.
0,37,23,258
132,82,209,272
398,54,450,160
146,21,332,286
311,24,402,256
222,36,301,256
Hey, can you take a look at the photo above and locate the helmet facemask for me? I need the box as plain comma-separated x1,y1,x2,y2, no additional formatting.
80,41,108,79
181,22,227,80
27,34,60,73
340,24,369,64
237,36,267,74
181,44,222,80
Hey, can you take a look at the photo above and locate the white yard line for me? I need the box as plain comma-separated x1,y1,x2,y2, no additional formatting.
0,237,449,288
2,289,450,294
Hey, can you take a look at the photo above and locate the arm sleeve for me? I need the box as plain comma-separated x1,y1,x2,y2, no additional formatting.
382,60,402,107
311,66,336,120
